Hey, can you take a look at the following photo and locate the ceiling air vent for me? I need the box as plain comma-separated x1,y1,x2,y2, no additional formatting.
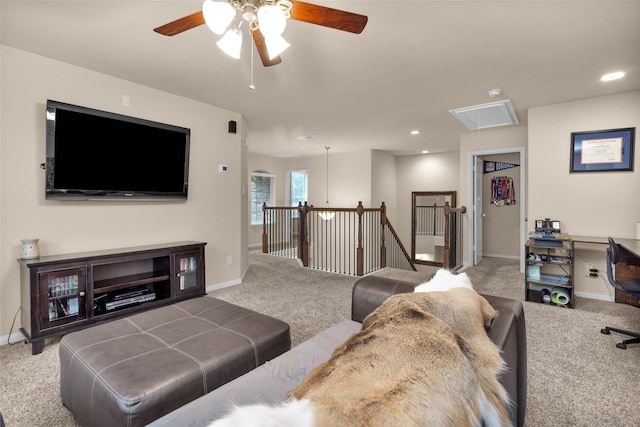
449,99,519,130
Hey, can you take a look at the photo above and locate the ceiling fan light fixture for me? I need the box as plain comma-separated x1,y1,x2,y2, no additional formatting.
265,34,290,59
601,71,625,81
257,5,287,37
216,27,243,59
202,0,236,35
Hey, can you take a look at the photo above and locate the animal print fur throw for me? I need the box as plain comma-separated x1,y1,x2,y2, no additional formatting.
210,285,510,427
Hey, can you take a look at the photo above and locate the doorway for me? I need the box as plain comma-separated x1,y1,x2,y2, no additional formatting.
468,147,526,272
411,191,456,266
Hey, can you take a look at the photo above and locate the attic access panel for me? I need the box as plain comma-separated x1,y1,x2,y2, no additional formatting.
449,100,519,130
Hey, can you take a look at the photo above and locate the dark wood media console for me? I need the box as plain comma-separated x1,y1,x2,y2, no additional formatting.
19,241,206,354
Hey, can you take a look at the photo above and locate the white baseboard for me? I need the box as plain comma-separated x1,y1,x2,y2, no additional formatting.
575,290,614,302
0,332,27,347
206,278,242,293
483,253,520,260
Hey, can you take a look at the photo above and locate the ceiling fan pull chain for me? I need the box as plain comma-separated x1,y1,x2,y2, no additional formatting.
249,40,256,90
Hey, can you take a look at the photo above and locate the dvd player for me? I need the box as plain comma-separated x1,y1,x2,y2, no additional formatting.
112,286,149,300
105,292,156,311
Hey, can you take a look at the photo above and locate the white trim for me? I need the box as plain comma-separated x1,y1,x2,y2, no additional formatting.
575,291,614,302
250,172,276,226
251,172,276,178
0,332,27,346
483,253,520,260
468,146,526,273
206,278,242,293
286,168,309,207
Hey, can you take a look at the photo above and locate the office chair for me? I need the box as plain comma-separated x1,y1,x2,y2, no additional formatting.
600,237,640,349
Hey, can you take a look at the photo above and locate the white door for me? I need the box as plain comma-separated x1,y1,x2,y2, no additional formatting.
473,156,484,265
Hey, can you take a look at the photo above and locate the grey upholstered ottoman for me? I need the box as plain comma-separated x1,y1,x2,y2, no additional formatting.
59,296,291,427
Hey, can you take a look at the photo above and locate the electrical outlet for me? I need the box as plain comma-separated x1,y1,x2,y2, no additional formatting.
585,262,593,277
226,255,232,266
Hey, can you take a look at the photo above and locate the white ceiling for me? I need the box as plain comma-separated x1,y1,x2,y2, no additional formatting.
2,1,639,157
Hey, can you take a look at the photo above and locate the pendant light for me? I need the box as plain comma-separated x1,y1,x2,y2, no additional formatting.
319,146,335,221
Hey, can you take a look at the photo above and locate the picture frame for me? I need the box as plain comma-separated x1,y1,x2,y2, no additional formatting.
570,127,635,172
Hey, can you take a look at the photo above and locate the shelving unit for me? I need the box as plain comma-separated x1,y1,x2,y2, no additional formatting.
525,238,574,308
19,241,206,354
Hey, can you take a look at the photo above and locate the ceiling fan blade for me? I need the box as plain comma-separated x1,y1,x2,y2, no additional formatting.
252,29,282,67
290,1,368,34
154,11,205,36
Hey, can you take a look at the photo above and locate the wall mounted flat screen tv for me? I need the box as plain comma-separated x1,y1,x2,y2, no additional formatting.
45,100,190,201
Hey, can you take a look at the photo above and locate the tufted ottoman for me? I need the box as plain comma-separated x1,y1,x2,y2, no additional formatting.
59,296,291,427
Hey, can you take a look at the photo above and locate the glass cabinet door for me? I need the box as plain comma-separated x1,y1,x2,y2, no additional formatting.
39,267,87,329
175,251,204,297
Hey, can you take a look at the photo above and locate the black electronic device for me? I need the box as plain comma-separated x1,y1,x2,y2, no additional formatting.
45,100,190,201
105,292,156,311
98,286,156,312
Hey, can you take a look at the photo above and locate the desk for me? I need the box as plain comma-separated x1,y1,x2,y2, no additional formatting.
572,236,640,308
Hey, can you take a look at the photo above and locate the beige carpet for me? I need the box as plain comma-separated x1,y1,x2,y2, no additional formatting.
0,254,638,426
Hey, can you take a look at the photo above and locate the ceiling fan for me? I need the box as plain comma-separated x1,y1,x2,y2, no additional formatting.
154,0,368,67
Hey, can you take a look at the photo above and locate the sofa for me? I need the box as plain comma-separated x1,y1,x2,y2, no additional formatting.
149,275,527,427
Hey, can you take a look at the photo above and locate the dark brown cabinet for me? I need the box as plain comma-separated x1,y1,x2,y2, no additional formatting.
19,241,206,354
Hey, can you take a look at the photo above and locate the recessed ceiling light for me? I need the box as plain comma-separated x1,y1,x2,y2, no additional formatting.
422,150,429,154
297,135,313,141
601,71,625,81
410,130,420,135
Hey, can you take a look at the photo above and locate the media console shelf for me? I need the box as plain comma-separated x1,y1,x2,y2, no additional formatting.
19,241,206,354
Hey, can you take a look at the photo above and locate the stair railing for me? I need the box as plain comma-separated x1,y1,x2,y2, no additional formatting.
262,202,416,275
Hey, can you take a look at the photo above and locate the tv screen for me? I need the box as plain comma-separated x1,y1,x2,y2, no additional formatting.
45,100,190,201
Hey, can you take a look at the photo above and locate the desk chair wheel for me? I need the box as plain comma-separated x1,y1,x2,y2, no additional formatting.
601,326,640,349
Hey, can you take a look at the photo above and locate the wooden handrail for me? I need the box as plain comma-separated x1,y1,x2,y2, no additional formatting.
262,202,416,275
443,202,467,270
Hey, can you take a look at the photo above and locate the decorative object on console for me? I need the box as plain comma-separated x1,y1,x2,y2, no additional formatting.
20,238,40,260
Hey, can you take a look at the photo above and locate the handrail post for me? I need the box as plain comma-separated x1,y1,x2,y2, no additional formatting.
299,202,310,267
380,202,387,269
432,203,437,236
356,201,364,276
443,202,451,269
262,202,268,253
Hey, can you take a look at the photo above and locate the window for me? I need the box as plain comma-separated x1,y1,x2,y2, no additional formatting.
288,169,308,208
250,172,275,225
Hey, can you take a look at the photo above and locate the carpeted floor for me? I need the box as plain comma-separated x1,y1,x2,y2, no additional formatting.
0,253,638,426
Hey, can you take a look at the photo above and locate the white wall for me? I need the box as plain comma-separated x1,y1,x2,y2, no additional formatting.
247,150,374,247
0,46,245,338
528,91,640,299
371,150,397,222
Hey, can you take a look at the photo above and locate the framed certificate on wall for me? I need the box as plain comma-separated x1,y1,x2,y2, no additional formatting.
570,127,635,172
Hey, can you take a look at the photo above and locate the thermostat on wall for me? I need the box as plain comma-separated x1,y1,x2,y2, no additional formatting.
218,164,228,173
